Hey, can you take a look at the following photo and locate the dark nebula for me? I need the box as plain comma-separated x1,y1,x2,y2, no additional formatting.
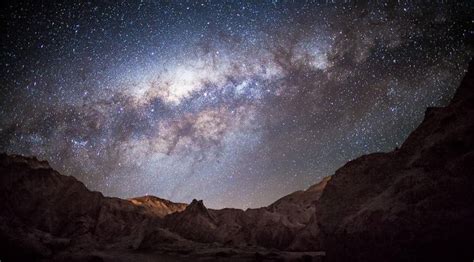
0,1,472,208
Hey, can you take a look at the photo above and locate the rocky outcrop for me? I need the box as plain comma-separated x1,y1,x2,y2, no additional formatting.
317,60,474,261
164,199,218,243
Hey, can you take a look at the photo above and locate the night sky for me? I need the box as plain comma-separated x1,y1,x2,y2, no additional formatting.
0,1,472,208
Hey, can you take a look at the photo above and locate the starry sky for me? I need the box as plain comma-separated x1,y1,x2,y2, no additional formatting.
0,1,472,208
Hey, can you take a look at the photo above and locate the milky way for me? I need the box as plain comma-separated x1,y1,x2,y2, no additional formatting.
0,1,472,208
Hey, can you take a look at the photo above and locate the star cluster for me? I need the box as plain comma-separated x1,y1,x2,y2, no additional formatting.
0,1,472,208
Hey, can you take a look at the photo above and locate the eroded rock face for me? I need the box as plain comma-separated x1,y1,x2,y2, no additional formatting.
317,60,474,262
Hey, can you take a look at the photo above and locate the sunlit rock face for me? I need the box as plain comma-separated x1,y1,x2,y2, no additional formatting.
129,196,187,218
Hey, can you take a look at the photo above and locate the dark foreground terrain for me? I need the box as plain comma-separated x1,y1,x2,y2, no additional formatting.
1,61,473,261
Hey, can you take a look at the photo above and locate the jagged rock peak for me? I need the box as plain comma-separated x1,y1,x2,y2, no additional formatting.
183,199,217,222
187,199,207,213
